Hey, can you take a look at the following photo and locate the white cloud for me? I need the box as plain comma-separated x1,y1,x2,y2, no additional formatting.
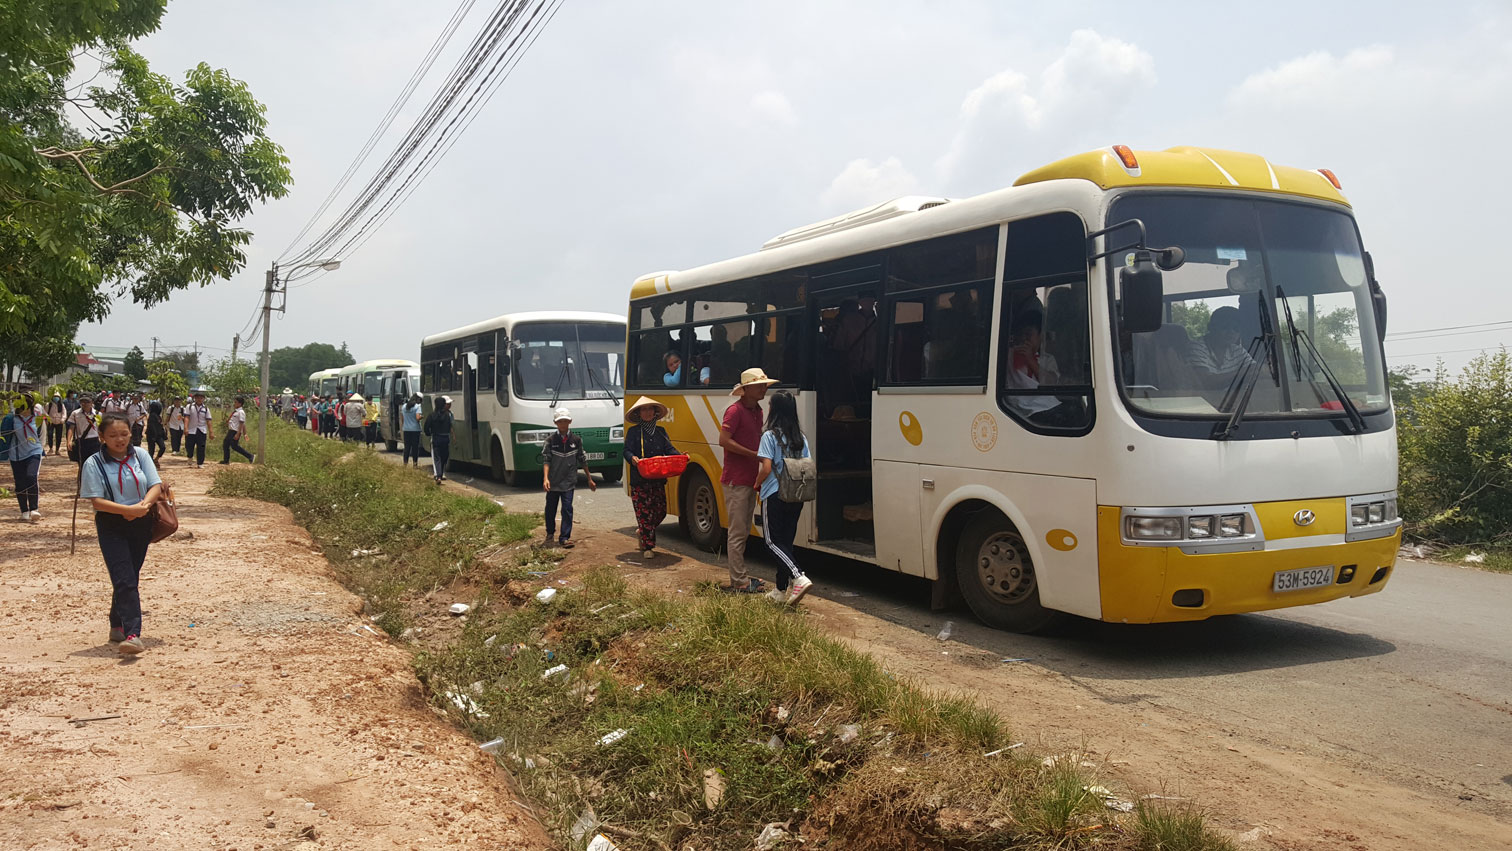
1229,46,1396,107
936,29,1156,190
748,90,797,126
820,157,921,212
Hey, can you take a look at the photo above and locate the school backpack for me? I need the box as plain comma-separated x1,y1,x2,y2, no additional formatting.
0,413,12,458
776,435,817,504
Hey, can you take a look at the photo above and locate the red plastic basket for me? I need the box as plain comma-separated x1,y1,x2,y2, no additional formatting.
636,454,689,479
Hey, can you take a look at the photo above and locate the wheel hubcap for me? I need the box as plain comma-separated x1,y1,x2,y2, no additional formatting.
977,532,1034,605
693,484,715,534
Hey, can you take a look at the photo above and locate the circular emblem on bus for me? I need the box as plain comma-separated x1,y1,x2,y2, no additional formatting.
971,412,998,453
898,411,923,446
1293,509,1316,527
1046,529,1078,552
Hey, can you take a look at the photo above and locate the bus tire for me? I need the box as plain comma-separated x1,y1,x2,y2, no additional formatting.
955,510,1063,634
385,439,397,452
599,465,622,484
490,439,505,482
680,467,722,552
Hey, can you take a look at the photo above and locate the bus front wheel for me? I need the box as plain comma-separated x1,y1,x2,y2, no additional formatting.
490,439,505,481
599,465,623,484
955,510,1063,634
680,468,722,552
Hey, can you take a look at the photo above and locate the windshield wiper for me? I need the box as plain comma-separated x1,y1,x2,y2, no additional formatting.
586,364,620,406
1213,298,1281,440
547,357,574,408
1276,287,1366,433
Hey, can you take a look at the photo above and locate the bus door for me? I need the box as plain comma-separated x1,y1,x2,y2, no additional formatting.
464,352,481,461
386,370,405,444
807,267,881,555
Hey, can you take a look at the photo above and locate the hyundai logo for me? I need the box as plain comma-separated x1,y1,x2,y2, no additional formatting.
1293,509,1316,527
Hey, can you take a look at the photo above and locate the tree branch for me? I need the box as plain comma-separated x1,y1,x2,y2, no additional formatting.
32,146,168,196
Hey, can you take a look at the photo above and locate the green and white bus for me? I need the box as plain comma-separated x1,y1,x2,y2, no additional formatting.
420,311,627,484
308,368,342,398
333,359,420,450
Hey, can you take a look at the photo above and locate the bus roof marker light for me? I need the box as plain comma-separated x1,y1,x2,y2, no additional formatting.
1110,145,1141,177
1317,169,1342,190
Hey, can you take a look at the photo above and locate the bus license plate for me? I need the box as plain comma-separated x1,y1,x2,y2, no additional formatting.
1272,566,1334,593
584,452,605,461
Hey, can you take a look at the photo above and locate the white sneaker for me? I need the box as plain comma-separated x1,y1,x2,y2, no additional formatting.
29,510,41,521
764,589,787,604
786,575,814,606
20,511,30,521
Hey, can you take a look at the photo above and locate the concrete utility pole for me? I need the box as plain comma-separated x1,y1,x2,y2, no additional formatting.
151,337,159,360
257,265,277,464
231,334,239,364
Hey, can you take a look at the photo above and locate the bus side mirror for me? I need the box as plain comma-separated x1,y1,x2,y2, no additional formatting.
498,355,511,376
1365,252,1387,342
1120,255,1164,334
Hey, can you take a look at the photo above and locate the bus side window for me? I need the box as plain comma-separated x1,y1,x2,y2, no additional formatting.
997,212,1093,434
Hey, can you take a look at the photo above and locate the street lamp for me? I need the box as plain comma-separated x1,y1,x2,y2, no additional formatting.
257,257,342,463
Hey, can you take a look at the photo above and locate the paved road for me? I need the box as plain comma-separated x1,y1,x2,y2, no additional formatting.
388,451,1512,822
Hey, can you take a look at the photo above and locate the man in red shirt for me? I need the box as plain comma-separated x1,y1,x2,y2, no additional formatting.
719,368,779,592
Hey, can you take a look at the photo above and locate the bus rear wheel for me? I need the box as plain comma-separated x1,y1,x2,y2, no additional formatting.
680,467,722,552
955,510,1063,634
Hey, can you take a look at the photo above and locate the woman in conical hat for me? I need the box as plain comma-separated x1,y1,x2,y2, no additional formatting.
623,396,676,558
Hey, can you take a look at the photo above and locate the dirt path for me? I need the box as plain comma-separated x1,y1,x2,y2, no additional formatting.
0,454,553,850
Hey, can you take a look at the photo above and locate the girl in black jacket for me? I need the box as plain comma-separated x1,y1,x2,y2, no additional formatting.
622,396,676,558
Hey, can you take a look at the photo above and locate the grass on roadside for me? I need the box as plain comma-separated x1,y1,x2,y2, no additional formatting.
215,420,1237,851
1433,544,1512,574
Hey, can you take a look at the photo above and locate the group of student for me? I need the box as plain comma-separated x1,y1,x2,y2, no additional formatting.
1,387,255,659
294,393,380,446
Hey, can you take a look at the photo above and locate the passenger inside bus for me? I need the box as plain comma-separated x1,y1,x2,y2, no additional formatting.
662,351,710,387
1186,305,1254,385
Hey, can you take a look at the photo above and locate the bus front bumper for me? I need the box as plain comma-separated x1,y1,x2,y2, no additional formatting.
1096,506,1400,624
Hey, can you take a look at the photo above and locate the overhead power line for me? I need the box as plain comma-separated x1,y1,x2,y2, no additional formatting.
1386,319,1512,341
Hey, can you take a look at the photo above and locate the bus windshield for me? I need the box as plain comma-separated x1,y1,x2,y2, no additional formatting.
361,372,383,399
512,322,625,402
1109,194,1387,421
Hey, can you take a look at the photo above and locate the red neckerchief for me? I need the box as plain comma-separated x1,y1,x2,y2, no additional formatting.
104,450,142,499
17,414,38,440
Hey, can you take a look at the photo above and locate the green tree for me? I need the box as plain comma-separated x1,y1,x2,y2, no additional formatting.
200,355,259,400
124,345,148,380
268,341,355,392
1398,349,1512,545
148,358,189,400
1170,300,1212,339
1,0,291,363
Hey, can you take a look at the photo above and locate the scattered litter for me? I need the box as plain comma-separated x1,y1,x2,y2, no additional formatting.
557,579,568,585
448,603,471,616
469,680,486,696
835,724,860,744
936,621,954,641
838,591,862,597
67,715,122,727
764,735,782,751
446,691,490,718
569,808,599,842
586,835,621,851
703,768,726,810
353,625,382,638
633,683,644,692
400,627,419,641
1237,827,1269,842
598,728,630,747
534,588,558,604
983,743,1025,757
492,499,505,506
1140,793,1188,801
430,521,450,532
754,822,791,850
463,477,475,484
1464,551,1486,564
250,534,269,541
1042,753,1096,769
1083,785,1135,811
541,664,569,680
526,570,552,577
775,705,790,723
479,738,505,754
1000,657,1033,663
483,634,498,648
350,548,380,557
589,603,617,615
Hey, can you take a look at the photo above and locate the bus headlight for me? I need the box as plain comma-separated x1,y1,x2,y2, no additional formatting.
1126,516,1183,540
514,429,553,445
1218,513,1248,537
1349,497,1398,527
1186,515,1216,539
609,426,624,443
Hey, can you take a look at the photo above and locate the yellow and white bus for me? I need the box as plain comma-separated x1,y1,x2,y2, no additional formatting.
625,145,1400,632
420,311,627,484
308,368,342,399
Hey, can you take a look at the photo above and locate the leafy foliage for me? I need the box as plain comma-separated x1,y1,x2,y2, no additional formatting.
269,341,354,393
147,358,188,399
123,345,147,380
1398,349,1512,544
199,355,259,398
0,0,290,363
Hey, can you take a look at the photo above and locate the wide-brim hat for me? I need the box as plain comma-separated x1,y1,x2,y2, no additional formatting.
626,396,668,421
730,367,779,397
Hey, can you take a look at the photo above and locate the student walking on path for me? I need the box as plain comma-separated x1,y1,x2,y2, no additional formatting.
424,396,454,483
718,368,779,593
46,394,67,456
220,397,255,464
622,396,677,559
183,390,213,468
401,394,424,467
538,407,597,548
146,399,168,462
125,394,147,447
755,390,814,605
6,395,46,521
68,395,101,464
166,397,185,455
78,412,164,656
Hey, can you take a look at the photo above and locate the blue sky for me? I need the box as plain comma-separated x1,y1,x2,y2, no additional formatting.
83,0,1511,375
